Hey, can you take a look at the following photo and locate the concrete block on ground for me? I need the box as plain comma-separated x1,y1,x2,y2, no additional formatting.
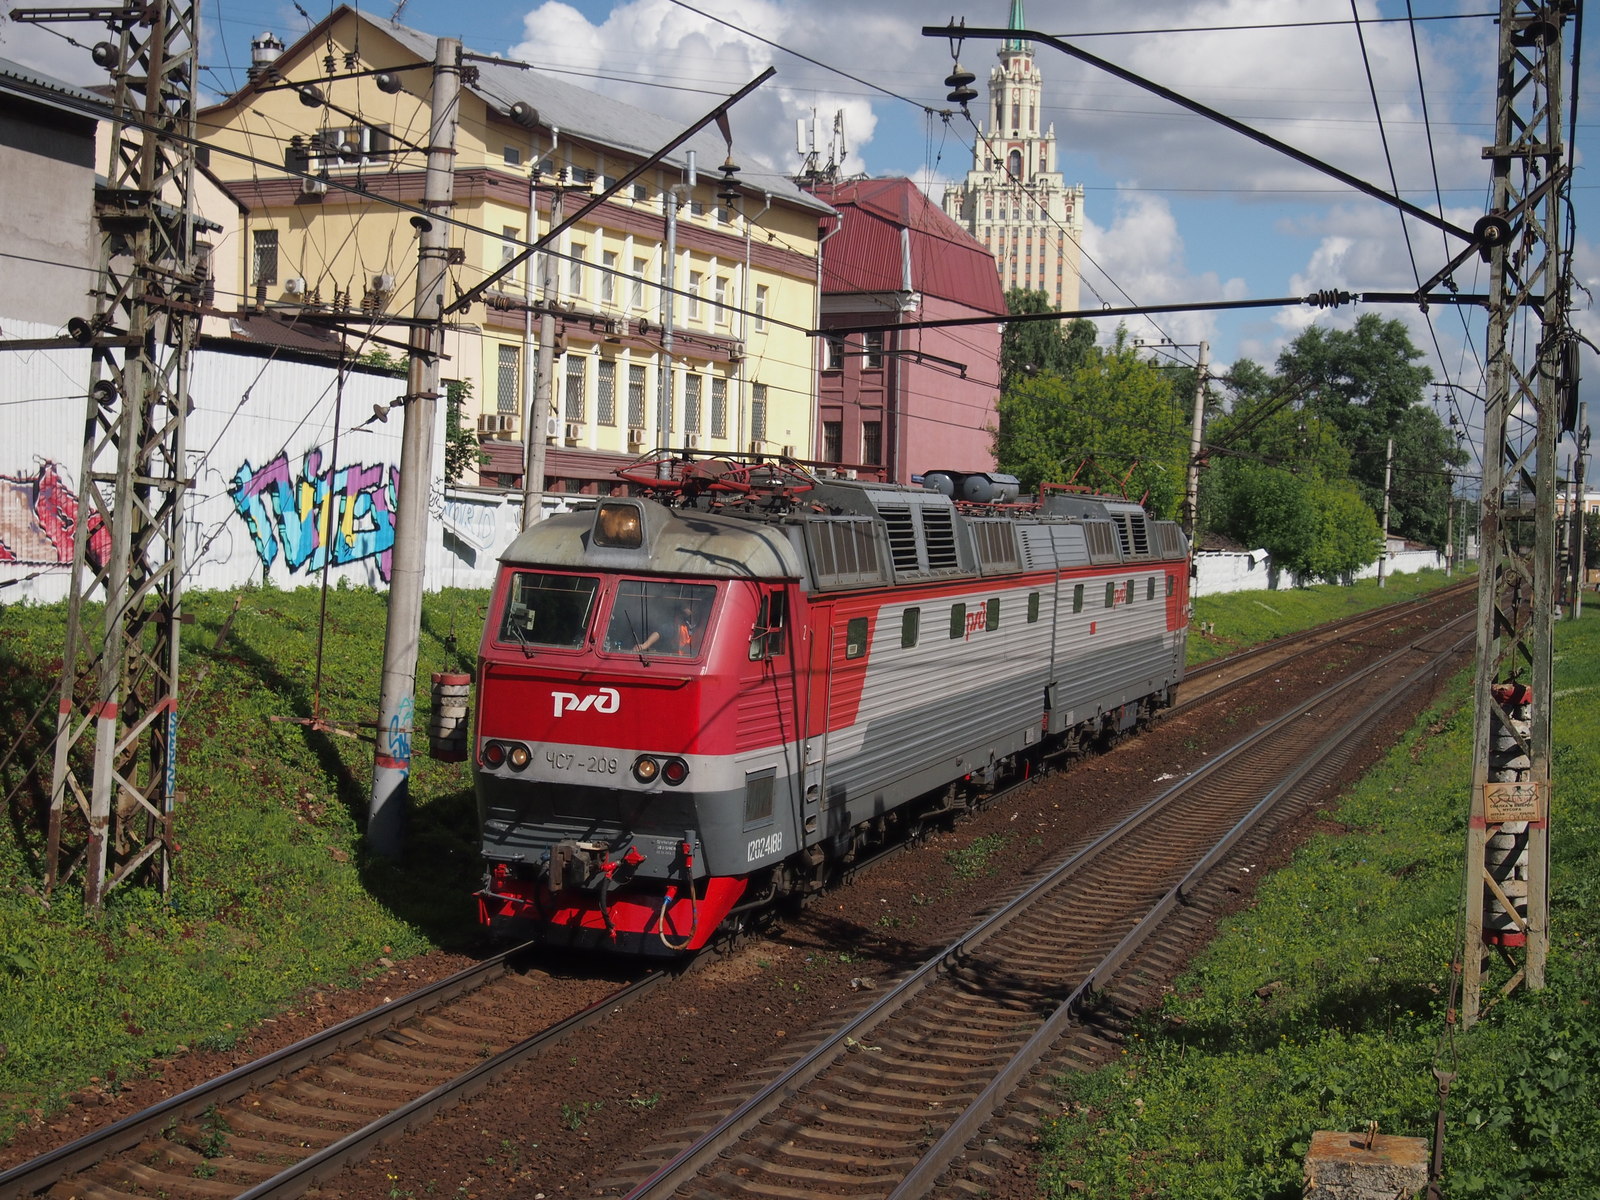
1303,1129,1429,1199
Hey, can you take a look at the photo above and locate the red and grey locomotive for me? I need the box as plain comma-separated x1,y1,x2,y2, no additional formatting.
472,454,1189,954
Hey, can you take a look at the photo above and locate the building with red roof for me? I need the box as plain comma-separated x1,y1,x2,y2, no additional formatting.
806,177,1007,484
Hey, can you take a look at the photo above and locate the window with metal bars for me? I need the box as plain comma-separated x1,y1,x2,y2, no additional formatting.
862,420,882,465
496,345,519,414
252,229,278,286
564,354,586,422
751,384,767,442
684,374,702,435
711,376,728,438
597,360,617,426
627,364,646,427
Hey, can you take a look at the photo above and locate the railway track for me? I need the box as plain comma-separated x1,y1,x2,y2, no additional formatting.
0,953,662,1200
1174,574,1476,711
593,611,1474,1199
1,588,1472,1200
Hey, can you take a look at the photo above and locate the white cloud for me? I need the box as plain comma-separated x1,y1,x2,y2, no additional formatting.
1082,189,1248,349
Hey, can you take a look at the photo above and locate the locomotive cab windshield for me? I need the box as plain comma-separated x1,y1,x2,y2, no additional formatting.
603,580,715,657
499,572,598,650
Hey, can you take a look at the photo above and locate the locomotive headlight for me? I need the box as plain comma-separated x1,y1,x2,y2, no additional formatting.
594,501,644,548
482,740,506,767
507,744,532,770
632,755,660,784
662,757,690,786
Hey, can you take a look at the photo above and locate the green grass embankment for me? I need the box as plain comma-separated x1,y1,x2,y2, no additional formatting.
1038,602,1600,1199
1189,568,1465,668
0,584,489,1139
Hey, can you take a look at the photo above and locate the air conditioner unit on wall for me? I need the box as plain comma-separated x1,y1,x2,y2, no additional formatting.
486,413,517,440
728,343,745,361
684,431,700,449
627,426,647,445
545,415,561,439
283,276,307,295
564,422,582,441
781,444,796,458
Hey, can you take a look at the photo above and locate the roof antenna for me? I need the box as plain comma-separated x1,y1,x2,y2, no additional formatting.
391,0,408,20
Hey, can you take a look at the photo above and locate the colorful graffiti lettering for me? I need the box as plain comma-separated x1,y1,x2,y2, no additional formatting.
0,460,110,567
229,449,399,581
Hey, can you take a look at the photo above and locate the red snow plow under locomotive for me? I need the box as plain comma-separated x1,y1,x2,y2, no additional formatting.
471,453,1189,955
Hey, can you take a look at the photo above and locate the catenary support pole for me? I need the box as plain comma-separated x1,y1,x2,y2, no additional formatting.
1183,340,1208,543
1379,436,1393,588
369,36,460,857
1572,404,1587,620
1461,0,1567,1026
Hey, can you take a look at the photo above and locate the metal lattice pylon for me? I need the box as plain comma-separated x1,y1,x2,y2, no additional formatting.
1460,0,1572,1025
45,1,201,906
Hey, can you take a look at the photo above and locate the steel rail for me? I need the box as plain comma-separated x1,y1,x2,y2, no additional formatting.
1173,578,1476,712
0,949,664,1199
621,611,1473,1199
886,619,1475,1199
0,949,520,1198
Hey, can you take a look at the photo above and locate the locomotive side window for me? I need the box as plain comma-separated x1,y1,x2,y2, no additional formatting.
949,602,966,639
604,580,716,656
1127,577,1136,603
1073,584,1084,614
1028,593,1040,623
1147,577,1156,601
985,597,1000,630
901,607,920,648
749,590,788,660
1105,581,1116,608
499,572,599,649
1167,573,1175,597
845,617,869,659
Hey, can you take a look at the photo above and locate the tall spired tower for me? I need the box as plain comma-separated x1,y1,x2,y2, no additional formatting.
941,0,1085,311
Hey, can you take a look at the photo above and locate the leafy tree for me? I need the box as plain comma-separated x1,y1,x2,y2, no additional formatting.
996,328,1185,517
1208,461,1380,581
1000,288,1095,389
358,347,407,377
1275,314,1465,546
1585,511,1600,571
443,378,486,485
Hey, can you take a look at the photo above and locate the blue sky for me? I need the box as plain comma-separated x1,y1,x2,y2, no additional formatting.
5,0,1594,472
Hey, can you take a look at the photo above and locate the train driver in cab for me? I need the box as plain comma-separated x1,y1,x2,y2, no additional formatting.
632,597,702,656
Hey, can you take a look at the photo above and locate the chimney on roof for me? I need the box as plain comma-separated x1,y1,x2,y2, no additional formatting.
247,32,285,82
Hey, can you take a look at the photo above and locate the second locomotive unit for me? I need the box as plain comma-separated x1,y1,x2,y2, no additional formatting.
473,454,1189,954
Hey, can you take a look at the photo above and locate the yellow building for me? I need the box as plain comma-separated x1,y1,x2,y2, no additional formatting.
199,6,831,492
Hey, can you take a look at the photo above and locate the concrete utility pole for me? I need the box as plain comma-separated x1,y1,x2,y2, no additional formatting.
1378,436,1394,588
369,36,460,857
1460,0,1570,1027
522,182,564,529
1183,340,1209,543
22,0,201,904
1568,404,1587,619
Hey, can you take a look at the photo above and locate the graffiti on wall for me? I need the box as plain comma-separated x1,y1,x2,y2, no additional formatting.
0,460,110,567
229,449,399,581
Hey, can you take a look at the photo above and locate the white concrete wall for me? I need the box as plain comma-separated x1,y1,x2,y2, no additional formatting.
1,325,591,606
1193,546,1452,598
